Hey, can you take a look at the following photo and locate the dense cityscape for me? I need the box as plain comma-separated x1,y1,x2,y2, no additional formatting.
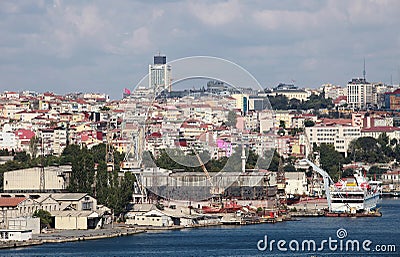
1,0,400,255
0,55,400,245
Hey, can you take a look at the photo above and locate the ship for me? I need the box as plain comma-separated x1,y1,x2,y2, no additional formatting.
329,171,380,214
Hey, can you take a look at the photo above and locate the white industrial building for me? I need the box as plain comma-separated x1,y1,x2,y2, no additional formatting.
0,229,32,241
3,166,71,192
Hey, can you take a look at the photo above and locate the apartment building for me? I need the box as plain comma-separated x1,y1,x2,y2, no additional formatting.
347,78,377,109
305,124,360,156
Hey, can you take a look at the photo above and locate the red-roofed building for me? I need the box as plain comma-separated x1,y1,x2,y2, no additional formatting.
0,197,26,208
361,126,400,140
14,129,35,152
333,95,347,106
0,197,27,224
320,118,352,126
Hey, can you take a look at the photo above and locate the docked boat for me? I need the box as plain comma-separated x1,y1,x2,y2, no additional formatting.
286,194,301,205
201,200,242,214
330,171,380,214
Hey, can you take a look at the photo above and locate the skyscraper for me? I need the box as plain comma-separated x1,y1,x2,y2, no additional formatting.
148,54,171,92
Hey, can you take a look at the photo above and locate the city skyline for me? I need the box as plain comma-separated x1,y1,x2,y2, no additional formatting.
1,0,400,99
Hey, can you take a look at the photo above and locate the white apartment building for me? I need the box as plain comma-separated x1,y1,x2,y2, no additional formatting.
0,131,19,151
305,125,360,156
37,128,67,156
53,128,67,156
347,78,377,109
322,84,346,100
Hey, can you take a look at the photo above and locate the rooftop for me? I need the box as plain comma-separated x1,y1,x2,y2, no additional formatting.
0,197,26,207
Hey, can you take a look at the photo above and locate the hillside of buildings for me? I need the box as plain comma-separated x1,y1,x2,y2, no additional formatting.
1,77,400,214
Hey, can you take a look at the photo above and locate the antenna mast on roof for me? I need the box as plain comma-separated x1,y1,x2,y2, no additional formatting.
363,58,366,81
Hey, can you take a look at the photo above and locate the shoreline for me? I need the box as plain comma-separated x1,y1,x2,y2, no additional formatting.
0,227,146,250
0,202,386,250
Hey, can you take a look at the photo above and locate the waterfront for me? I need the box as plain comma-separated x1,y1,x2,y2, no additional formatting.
1,199,398,257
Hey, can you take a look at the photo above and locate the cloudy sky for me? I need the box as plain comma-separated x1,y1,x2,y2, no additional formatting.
1,0,400,99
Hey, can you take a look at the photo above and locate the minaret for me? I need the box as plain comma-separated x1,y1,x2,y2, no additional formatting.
241,144,246,173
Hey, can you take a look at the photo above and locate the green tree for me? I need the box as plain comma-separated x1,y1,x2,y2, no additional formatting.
268,95,289,110
68,147,95,194
226,110,237,127
304,120,315,127
95,161,110,206
258,149,280,172
284,164,296,172
29,136,39,158
60,144,81,165
14,151,30,163
33,209,52,229
347,137,388,163
0,149,9,156
318,143,345,180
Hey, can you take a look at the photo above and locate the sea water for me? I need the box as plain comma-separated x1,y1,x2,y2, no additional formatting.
2,199,399,257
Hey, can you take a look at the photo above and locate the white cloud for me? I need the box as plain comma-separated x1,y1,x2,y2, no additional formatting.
1,0,400,98
122,27,152,53
188,0,242,26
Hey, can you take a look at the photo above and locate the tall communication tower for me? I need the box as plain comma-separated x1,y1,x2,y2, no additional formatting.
363,58,366,81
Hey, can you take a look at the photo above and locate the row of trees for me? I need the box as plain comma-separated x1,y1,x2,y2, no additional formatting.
63,144,134,215
0,144,135,215
267,93,334,111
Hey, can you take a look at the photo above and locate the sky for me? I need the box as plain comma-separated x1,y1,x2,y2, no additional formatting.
1,0,400,99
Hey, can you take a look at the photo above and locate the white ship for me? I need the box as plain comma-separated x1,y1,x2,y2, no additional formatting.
330,171,380,214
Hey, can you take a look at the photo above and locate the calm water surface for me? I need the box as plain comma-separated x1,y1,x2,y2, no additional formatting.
2,199,399,257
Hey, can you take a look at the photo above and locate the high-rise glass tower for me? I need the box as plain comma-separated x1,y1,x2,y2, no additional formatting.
148,54,171,92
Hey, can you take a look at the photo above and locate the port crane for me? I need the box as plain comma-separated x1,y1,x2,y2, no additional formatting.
300,159,334,212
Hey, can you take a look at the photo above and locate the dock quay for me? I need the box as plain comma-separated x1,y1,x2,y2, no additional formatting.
290,211,325,217
34,227,146,244
0,240,43,249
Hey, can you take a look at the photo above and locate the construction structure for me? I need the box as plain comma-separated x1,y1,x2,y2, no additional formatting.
276,158,286,211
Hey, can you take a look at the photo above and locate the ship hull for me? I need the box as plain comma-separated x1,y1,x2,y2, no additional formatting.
330,191,380,213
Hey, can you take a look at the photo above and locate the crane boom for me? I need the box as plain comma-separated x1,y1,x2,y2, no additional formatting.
301,159,334,212
191,147,223,195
